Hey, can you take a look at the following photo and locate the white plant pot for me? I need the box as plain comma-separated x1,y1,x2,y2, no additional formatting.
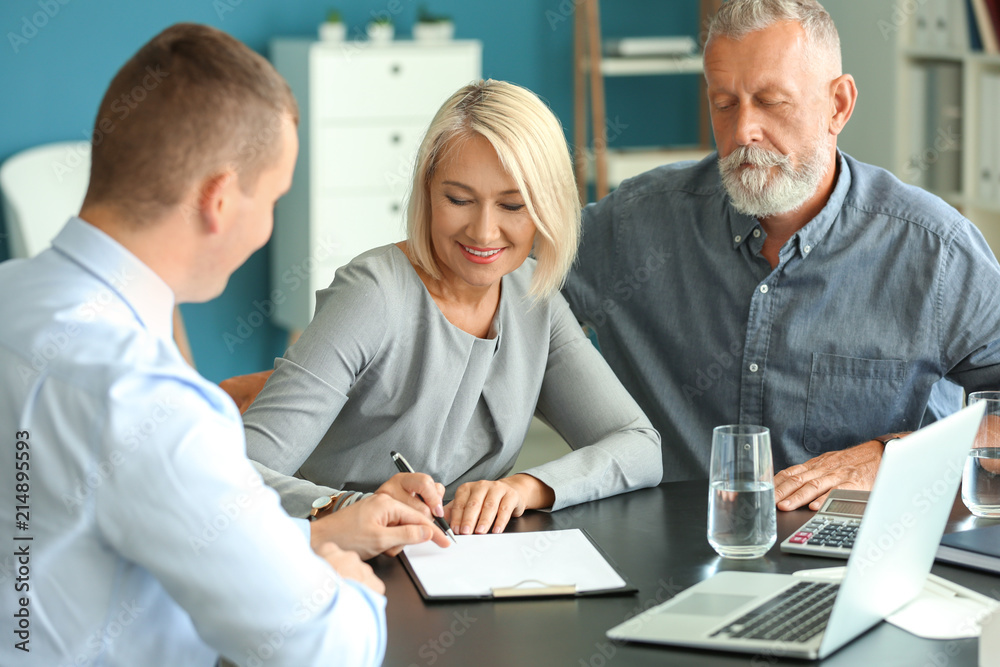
413,21,454,43
318,21,347,42
366,22,395,43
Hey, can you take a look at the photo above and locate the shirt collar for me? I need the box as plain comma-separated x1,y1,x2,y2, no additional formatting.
727,150,853,256
51,217,176,340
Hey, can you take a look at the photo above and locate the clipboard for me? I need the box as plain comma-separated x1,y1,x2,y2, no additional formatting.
399,528,637,601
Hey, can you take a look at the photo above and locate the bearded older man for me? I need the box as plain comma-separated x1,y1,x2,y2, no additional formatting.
563,0,1000,511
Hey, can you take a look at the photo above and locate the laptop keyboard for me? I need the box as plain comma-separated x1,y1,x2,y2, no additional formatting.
710,581,839,643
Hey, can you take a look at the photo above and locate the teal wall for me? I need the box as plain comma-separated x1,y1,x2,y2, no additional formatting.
0,0,701,382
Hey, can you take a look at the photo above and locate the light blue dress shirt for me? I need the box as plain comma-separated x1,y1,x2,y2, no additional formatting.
564,153,1000,480
0,218,386,667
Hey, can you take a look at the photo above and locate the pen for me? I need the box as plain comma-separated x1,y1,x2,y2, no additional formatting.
390,450,458,543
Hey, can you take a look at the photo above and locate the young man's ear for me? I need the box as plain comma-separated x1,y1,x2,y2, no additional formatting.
196,168,238,234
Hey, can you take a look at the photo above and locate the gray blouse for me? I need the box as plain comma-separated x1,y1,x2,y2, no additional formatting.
243,245,662,517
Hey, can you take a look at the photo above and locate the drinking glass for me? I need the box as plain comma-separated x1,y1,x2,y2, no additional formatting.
708,425,776,559
963,392,1000,518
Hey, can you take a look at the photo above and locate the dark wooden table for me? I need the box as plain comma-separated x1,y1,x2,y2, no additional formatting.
372,480,1000,667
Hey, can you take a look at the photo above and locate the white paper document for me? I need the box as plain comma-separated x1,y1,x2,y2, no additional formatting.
401,528,627,598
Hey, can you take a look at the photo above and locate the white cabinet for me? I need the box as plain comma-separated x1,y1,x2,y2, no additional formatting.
269,39,482,331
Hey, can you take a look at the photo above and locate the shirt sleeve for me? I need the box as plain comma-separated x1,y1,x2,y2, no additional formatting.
938,218,1000,390
95,374,386,666
518,293,663,510
242,252,394,499
251,460,343,518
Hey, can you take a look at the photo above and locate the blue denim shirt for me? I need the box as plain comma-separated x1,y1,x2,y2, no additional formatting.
563,152,1000,480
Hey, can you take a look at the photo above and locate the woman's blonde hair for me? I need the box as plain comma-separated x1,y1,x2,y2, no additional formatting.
406,79,580,300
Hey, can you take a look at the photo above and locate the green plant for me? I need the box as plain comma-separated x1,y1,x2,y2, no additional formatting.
371,15,393,26
325,9,342,23
417,4,451,23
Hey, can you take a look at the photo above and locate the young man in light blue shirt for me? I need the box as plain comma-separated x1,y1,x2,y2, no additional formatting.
0,23,447,667
563,0,1000,511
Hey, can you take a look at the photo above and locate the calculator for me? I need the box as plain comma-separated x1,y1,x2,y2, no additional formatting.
779,489,870,558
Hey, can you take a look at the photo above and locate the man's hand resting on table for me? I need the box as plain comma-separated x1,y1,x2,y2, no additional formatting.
311,493,451,560
773,440,885,511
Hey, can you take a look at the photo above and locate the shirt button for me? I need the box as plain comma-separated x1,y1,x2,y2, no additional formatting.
749,363,759,373
759,285,769,294
734,235,742,244
753,229,761,238
804,245,812,254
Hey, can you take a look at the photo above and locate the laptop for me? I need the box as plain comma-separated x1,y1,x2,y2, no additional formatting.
607,402,985,660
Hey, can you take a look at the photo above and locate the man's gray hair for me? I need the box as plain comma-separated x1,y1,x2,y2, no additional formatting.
706,0,842,74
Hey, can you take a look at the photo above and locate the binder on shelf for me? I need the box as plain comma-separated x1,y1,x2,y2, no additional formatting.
924,63,963,195
906,65,929,189
993,72,1000,206
947,0,972,50
980,72,998,204
966,0,984,50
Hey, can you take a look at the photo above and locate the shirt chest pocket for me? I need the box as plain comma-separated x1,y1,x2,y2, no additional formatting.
803,353,907,454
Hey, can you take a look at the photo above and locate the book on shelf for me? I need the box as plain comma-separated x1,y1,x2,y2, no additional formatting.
971,0,1000,52
602,36,696,58
906,63,963,194
926,63,963,195
967,0,984,50
935,523,1000,575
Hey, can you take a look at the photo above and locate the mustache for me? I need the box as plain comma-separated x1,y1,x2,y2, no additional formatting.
719,145,790,171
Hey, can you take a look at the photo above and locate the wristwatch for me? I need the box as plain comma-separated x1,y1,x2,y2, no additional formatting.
873,432,907,447
309,494,339,521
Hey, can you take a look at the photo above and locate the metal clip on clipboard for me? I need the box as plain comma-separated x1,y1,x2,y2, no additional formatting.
490,579,577,598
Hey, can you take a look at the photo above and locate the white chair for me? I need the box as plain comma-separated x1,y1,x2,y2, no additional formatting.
0,141,195,367
0,141,91,259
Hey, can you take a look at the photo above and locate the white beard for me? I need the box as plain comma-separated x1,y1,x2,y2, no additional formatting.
719,140,831,219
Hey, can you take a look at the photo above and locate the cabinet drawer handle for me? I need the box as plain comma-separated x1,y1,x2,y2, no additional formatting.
391,63,402,75
391,202,401,213
390,133,402,144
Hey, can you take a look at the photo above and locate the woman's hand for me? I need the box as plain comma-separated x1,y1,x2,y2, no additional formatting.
375,472,447,520
446,473,554,535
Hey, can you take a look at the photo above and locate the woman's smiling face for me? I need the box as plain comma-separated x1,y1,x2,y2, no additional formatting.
427,133,537,291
